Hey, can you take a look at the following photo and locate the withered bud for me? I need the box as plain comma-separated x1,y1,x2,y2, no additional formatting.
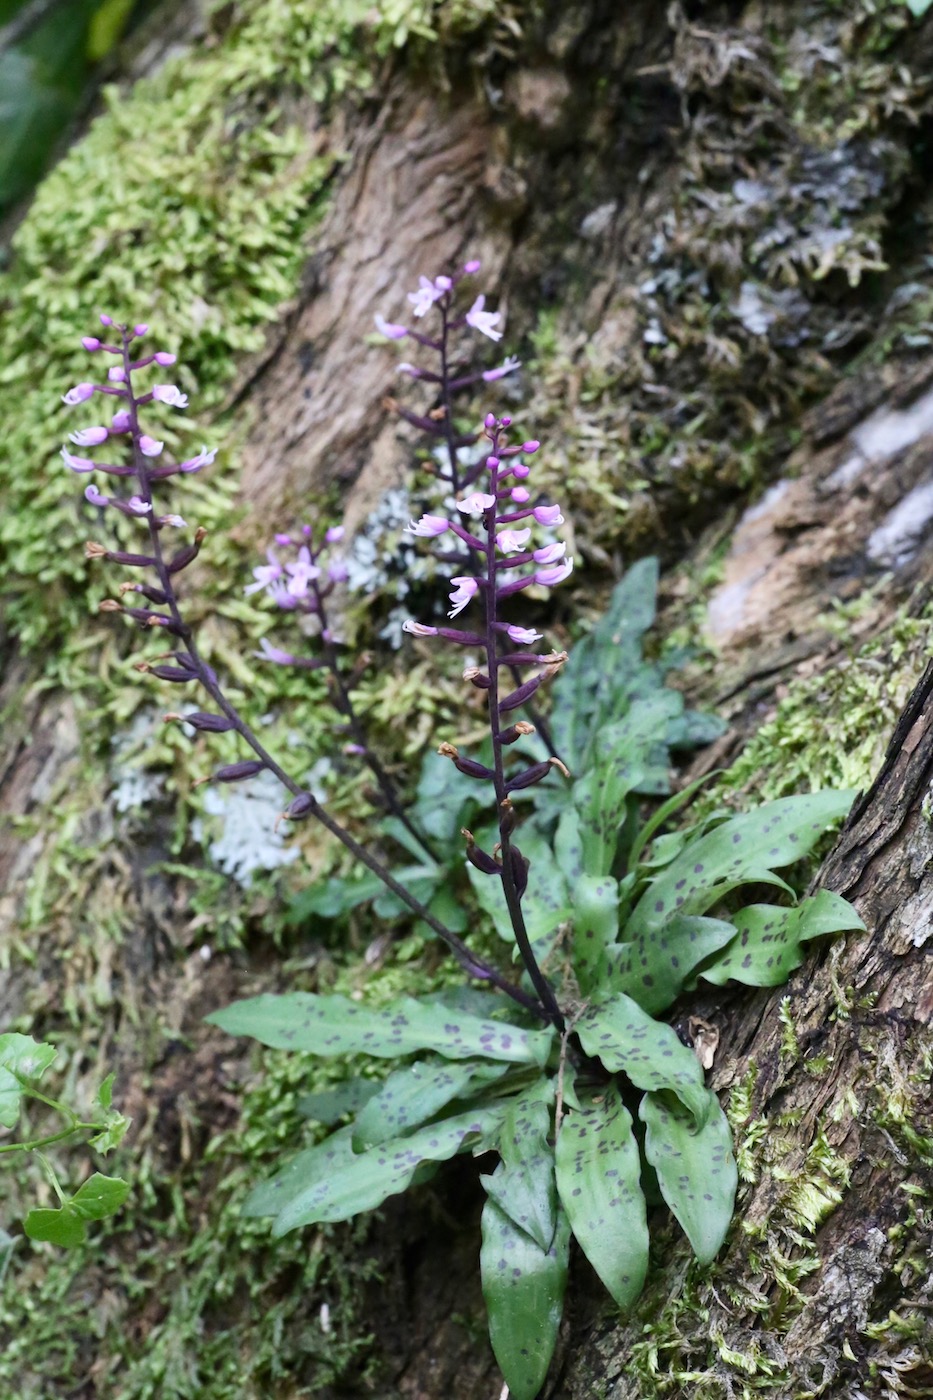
194,526,207,544
98,599,122,612
515,721,536,735
437,741,460,760
428,406,447,421
542,650,569,669
499,797,516,836
382,396,399,413
462,667,491,690
461,828,501,876
549,756,571,779
85,540,108,559
501,719,537,745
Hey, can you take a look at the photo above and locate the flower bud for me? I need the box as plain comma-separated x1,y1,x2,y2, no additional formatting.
82,337,101,352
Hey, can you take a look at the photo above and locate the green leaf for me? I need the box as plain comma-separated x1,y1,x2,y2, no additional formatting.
209,993,554,1067
481,1085,557,1252
576,995,711,1127
606,915,737,1016
97,1072,115,1110
0,1033,56,1128
0,1227,14,1287
71,1173,130,1221
555,1084,648,1307
696,889,865,988
481,1192,570,1400
244,1126,357,1220
88,1112,130,1155
468,828,571,966
298,1079,380,1125
412,749,481,843
618,792,856,1014
23,1205,86,1248
571,873,619,994
640,1091,738,1265
268,1107,508,1234
907,0,933,17
352,1058,510,1151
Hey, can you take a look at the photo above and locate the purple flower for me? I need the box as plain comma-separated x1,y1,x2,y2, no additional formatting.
465,295,502,342
108,366,126,383
84,484,108,507
523,441,540,453
69,426,109,447
179,446,216,472
285,546,321,598
82,337,101,352
506,625,542,644
134,323,149,337
139,435,164,457
456,492,496,516
245,549,283,596
482,355,521,382
62,383,96,406
61,447,96,473
463,259,481,274
403,621,439,637
532,542,566,565
532,504,564,526
325,526,345,544
535,558,573,587
154,351,177,366
408,276,447,318
327,558,349,584
159,512,187,528
112,410,132,432
496,528,532,555
127,495,152,516
448,576,478,618
99,314,113,326
374,313,408,340
255,637,299,665
511,487,530,503
408,514,449,537
512,463,530,480
152,384,189,408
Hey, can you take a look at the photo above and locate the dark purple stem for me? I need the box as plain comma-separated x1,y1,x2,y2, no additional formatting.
117,331,544,1021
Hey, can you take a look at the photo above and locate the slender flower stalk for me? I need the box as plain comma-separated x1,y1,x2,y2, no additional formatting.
403,412,573,1030
65,318,543,1019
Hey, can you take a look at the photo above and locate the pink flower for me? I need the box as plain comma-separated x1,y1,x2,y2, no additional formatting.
465,295,502,342
108,366,126,383
127,496,152,516
325,526,345,543
511,487,530,503
463,259,481,274
448,576,478,618
152,384,189,408
99,314,113,326
159,513,187,528
255,638,298,665
523,441,540,453
408,514,449,536
154,351,176,366
402,621,439,637
111,410,132,432
512,463,530,479
285,546,321,598
533,504,564,526
139,435,164,457
496,528,532,555
62,383,96,406
179,446,216,472
84,484,108,507
245,549,283,596
82,337,101,352
61,447,96,473
506,625,542,644
374,313,408,340
532,542,566,565
134,323,149,337
482,355,521,382
69,426,108,447
328,558,349,584
456,492,496,516
535,558,573,587
407,276,446,318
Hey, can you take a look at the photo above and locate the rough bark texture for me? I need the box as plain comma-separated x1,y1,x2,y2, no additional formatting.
3,0,933,1396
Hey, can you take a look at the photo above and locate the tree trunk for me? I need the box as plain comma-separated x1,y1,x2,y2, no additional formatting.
2,1,933,1395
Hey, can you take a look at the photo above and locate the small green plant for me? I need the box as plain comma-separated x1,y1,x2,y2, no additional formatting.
62,268,863,1399
0,1032,129,1254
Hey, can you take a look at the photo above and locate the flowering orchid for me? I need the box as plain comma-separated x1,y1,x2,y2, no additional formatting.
465,295,503,342
407,275,447,318
448,576,479,618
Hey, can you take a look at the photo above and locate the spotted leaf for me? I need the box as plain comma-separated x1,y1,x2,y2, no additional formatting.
571,873,620,995
208,992,554,1066
352,1058,511,1150
576,994,711,1128
482,1085,557,1252
605,915,737,1015
640,1091,737,1265
617,791,856,1014
554,1084,648,1308
481,1191,570,1400
695,888,865,988
467,828,571,966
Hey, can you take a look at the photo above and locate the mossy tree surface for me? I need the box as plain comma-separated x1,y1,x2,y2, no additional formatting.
1,0,933,1396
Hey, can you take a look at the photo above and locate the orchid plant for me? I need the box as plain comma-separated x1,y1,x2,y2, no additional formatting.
54,270,863,1400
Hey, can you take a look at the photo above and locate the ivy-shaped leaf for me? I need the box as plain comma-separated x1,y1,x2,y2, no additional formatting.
0,1033,56,1129
481,1084,557,1252
352,1058,511,1151
209,993,554,1066
554,1084,648,1308
617,791,856,1015
576,994,711,1127
23,1205,87,1249
695,888,865,988
480,1192,570,1400
640,1092,737,1265
269,1106,508,1235
71,1173,130,1222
